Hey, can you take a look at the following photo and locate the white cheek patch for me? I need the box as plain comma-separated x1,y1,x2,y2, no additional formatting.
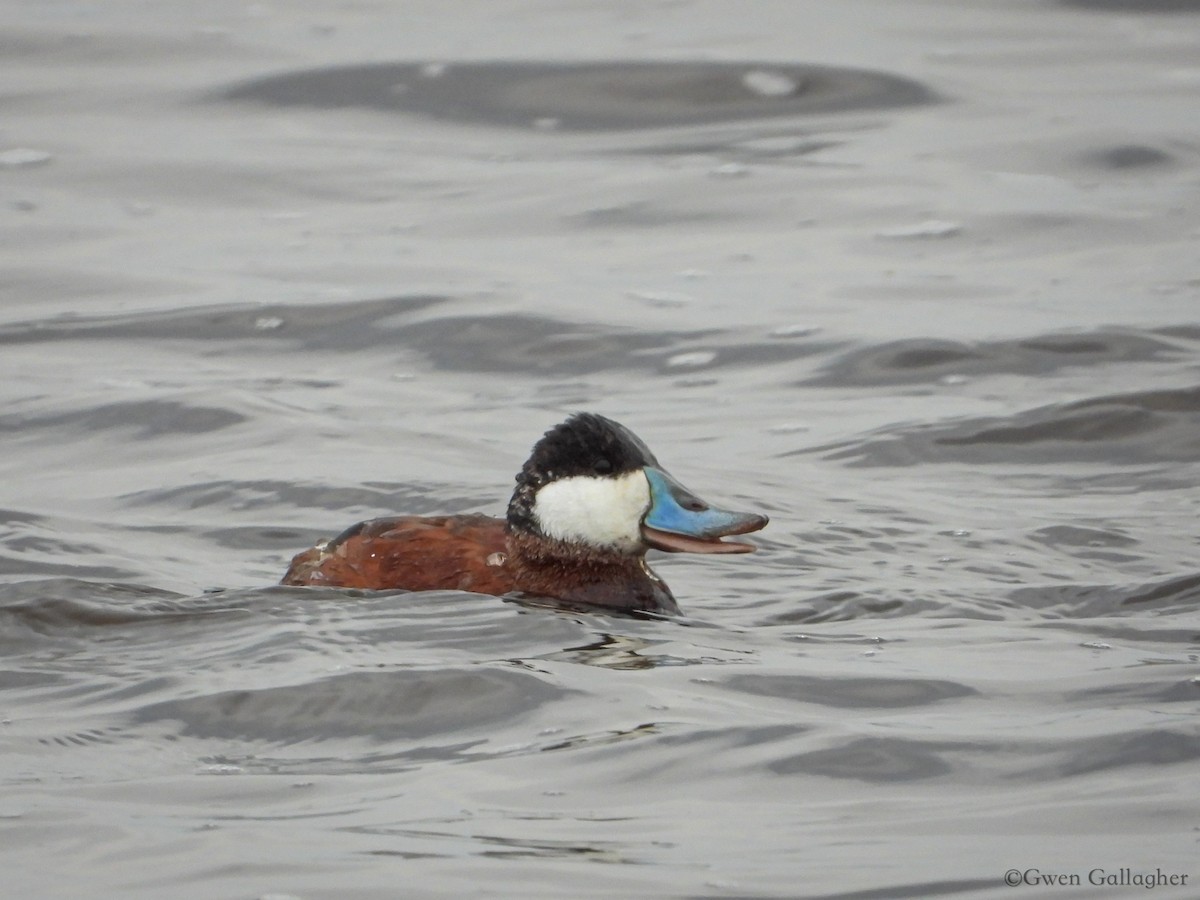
532,471,651,552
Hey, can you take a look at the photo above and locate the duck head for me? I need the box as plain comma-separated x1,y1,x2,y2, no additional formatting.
507,413,768,555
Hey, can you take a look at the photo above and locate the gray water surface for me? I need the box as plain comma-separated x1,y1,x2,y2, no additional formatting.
2,2,1199,898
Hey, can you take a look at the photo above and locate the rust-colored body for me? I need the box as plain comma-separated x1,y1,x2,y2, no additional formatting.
282,514,679,614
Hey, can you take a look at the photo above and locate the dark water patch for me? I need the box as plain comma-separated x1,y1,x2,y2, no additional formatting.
0,511,140,580
1155,323,1200,341
205,525,335,553
1009,572,1200,618
805,330,1179,387
812,385,1200,466
0,295,441,351
1058,0,1200,11
721,674,976,708
120,479,490,517
1029,524,1137,549
0,555,137,582
222,61,935,132
1082,144,1175,170
1026,730,1200,779
538,721,663,754
1044,622,1200,646
0,579,233,634
0,400,245,439
1015,467,1200,495
0,297,826,376
355,823,644,863
1028,524,1143,563
653,723,809,755
390,313,825,375
703,877,1005,900
757,590,953,623
0,29,255,65
135,667,572,743
629,136,841,161
1065,677,1200,706
0,668,67,691
770,737,958,781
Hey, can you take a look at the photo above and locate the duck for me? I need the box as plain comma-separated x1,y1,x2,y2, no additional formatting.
281,413,768,614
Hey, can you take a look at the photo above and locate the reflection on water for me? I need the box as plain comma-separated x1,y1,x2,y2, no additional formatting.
224,61,935,131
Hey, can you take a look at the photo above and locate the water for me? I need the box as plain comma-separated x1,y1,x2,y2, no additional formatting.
2,1,1199,897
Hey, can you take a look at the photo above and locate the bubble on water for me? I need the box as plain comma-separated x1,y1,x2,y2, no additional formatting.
875,219,962,239
742,68,800,97
199,763,244,775
666,350,718,368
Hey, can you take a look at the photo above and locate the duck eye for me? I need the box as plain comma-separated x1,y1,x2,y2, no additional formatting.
592,457,614,475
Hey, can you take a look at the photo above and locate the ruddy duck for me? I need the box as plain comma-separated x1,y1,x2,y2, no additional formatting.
281,413,768,614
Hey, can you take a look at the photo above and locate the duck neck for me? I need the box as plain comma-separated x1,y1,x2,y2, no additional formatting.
505,531,679,615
